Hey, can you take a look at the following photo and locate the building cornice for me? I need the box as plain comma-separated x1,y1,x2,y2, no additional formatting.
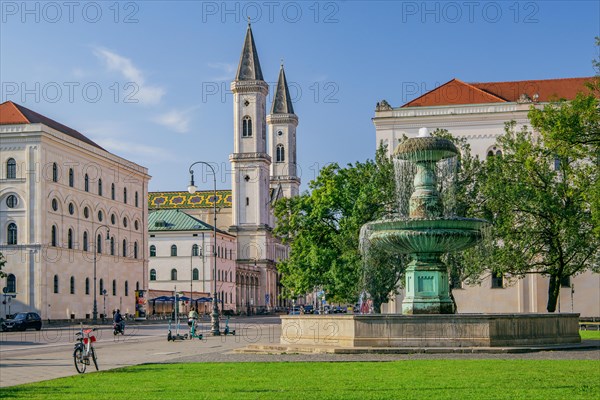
229,152,272,163
230,80,269,95
270,176,301,184
373,102,545,121
267,114,298,126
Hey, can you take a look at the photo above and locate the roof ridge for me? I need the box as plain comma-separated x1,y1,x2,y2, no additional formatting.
401,78,506,108
469,76,595,85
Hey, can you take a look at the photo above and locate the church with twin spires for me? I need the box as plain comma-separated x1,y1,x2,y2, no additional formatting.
147,23,299,313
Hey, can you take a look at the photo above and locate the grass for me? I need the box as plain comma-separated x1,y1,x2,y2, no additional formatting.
2,360,599,400
580,330,600,340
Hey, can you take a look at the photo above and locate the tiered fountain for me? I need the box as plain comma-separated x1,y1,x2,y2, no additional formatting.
275,129,580,351
363,127,488,314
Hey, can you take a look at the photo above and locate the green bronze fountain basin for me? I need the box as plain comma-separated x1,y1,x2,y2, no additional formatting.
367,218,488,254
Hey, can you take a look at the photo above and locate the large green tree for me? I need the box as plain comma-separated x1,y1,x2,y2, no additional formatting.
274,146,400,309
479,100,600,312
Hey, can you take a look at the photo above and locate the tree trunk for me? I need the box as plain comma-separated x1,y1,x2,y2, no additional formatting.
546,274,561,312
373,300,382,314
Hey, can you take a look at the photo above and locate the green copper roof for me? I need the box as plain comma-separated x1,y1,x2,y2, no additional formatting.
148,209,214,232
148,190,232,210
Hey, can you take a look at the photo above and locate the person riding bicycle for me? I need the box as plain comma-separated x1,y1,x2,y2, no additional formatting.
113,309,124,331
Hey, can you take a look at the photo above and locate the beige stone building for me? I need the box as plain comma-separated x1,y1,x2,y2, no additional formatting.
147,209,236,314
373,77,599,317
0,101,150,320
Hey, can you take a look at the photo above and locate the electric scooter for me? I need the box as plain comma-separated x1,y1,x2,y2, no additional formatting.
188,319,203,340
167,318,188,341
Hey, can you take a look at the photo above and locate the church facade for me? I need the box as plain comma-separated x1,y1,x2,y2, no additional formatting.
148,24,299,313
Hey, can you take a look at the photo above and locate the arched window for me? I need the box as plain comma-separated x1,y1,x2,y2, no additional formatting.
125,281,129,296
7,223,17,245
7,274,16,293
6,194,17,208
110,237,115,256
99,278,104,295
122,239,127,257
171,245,177,257
84,174,89,191
134,241,138,259
53,275,59,293
112,279,116,296
150,269,157,281
97,234,102,253
98,179,103,196
123,188,128,204
67,228,73,249
52,162,58,182
70,276,75,294
85,277,90,295
242,116,252,137
192,244,199,256
171,269,177,280
111,183,115,200
51,225,58,247
69,168,74,187
6,158,16,179
150,245,156,257
193,268,199,280
276,144,285,162
135,191,139,207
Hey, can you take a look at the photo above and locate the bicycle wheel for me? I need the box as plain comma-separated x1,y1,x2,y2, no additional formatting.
73,347,86,373
90,347,99,371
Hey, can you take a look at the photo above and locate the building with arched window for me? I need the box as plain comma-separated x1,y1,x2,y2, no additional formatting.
372,77,600,317
147,209,236,313
0,100,150,320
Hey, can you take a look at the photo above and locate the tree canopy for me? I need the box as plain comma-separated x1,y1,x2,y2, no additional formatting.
478,97,600,312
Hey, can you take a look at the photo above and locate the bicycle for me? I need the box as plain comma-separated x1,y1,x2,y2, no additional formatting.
73,325,99,373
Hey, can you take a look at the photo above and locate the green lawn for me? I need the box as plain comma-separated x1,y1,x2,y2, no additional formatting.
580,330,600,340
2,360,599,400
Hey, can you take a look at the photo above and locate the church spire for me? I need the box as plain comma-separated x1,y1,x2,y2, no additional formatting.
235,22,264,81
270,63,295,114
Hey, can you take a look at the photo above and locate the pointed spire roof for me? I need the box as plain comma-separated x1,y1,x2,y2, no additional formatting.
235,22,264,81
270,63,295,114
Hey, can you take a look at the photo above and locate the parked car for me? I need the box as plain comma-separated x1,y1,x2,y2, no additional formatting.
1,312,42,332
302,305,314,314
288,307,301,315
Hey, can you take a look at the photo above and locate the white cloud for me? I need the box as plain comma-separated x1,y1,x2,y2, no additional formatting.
153,105,201,133
94,48,165,105
95,137,174,161
207,62,237,81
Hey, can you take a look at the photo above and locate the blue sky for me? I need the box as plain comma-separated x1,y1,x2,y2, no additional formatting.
1,1,598,192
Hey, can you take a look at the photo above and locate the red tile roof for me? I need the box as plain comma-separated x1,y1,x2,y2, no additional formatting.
401,77,596,108
0,101,105,150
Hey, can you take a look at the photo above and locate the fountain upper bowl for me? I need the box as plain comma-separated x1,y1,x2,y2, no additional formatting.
366,217,489,254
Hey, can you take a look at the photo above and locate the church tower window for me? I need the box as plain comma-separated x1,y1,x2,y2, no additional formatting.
242,116,252,137
276,144,285,162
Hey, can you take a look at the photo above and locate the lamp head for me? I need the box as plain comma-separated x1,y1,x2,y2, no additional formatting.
188,172,197,194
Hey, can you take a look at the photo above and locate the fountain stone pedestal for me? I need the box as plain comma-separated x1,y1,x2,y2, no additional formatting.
402,255,453,314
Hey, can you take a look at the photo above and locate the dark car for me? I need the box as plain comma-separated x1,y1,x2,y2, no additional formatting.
302,305,314,314
1,312,42,332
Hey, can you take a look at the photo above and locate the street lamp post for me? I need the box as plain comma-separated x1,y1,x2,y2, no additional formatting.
93,225,110,324
188,161,220,336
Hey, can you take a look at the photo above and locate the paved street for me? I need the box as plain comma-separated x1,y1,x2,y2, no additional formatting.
1,315,599,388
0,316,282,388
